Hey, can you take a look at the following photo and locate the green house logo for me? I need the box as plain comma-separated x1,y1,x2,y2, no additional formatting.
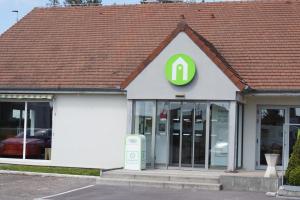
165,54,196,86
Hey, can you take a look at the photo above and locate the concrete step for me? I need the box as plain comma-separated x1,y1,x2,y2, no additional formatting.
96,177,222,191
101,172,220,184
101,171,220,184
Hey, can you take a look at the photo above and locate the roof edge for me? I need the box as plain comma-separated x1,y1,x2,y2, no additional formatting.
120,21,247,90
0,87,126,95
244,88,300,95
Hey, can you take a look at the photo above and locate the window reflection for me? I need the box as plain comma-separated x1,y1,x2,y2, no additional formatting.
0,102,52,160
289,108,300,156
133,101,154,165
260,109,284,166
0,102,25,158
155,102,169,167
26,102,52,160
209,103,229,168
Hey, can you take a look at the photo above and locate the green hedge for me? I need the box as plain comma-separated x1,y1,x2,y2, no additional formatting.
288,166,300,186
286,132,300,185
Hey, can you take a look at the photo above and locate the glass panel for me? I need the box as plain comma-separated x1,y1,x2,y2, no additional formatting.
25,102,52,160
236,104,243,168
169,102,181,166
209,103,229,168
181,102,194,167
0,102,25,158
194,103,206,167
260,108,284,166
289,108,300,156
155,101,169,168
133,101,154,165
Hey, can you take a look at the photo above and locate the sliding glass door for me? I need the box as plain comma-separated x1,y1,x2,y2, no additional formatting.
169,102,181,167
132,100,231,169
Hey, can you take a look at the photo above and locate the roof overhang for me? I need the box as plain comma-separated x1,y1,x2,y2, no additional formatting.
0,88,126,95
243,89,300,97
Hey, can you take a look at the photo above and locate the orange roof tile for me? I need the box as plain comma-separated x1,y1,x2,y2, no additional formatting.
0,0,300,91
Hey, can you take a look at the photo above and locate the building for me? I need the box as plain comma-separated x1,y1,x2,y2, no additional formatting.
0,0,300,172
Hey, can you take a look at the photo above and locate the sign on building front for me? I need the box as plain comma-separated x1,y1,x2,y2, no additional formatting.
165,54,196,86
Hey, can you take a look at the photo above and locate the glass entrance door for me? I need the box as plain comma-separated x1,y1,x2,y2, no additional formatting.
181,102,194,167
194,103,206,167
257,107,286,168
168,102,206,168
169,102,181,167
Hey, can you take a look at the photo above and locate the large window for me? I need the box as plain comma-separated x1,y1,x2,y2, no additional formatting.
209,103,229,168
155,101,169,167
289,108,300,156
133,101,155,165
0,101,52,160
259,108,284,166
132,100,231,169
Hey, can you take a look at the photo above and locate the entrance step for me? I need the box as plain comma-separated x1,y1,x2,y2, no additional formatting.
97,170,222,191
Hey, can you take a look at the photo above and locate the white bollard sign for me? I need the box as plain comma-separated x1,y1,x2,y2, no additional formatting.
124,135,146,170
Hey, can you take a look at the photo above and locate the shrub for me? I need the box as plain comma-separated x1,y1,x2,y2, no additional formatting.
288,166,300,186
286,133,300,184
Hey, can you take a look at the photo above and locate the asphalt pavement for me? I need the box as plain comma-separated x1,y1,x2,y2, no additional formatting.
0,173,285,200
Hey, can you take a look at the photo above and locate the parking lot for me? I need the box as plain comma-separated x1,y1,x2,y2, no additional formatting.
0,173,283,200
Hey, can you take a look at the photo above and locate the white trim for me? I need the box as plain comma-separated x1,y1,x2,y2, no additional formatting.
22,101,28,159
247,93,300,97
227,101,237,171
0,90,125,95
126,100,133,134
205,103,210,170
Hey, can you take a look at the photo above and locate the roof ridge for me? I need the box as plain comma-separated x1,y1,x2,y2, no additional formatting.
35,0,299,10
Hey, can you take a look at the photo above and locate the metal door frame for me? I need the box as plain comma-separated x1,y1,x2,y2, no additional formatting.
256,105,288,170
167,101,208,169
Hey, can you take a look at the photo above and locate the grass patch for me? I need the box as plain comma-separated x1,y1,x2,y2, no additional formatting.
0,164,100,176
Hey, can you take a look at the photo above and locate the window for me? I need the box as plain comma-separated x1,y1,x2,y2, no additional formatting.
133,101,155,165
0,101,52,160
209,103,229,168
289,108,300,156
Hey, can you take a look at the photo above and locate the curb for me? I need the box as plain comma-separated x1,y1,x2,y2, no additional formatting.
0,170,99,179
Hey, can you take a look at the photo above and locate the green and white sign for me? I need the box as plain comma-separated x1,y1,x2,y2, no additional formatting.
165,54,196,86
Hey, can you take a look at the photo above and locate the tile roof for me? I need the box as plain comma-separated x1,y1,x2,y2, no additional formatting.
0,0,300,91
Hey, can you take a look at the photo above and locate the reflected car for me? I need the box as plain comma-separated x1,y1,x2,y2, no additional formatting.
0,129,52,158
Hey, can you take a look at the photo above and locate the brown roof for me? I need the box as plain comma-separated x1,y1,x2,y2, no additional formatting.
121,21,246,90
1,0,300,91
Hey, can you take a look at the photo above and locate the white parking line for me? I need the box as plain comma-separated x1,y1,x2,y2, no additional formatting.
34,184,95,200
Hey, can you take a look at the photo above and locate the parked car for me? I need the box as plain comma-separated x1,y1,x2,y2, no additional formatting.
0,129,51,158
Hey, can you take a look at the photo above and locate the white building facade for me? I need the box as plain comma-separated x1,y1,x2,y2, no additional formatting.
0,29,298,173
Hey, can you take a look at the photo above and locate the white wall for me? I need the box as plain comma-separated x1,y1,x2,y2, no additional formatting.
51,94,127,169
126,32,239,100
243,95,300,170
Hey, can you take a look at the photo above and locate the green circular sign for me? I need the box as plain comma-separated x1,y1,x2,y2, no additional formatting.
165,54,196,86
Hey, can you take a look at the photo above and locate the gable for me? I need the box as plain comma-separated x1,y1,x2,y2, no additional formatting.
125,32,240,100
